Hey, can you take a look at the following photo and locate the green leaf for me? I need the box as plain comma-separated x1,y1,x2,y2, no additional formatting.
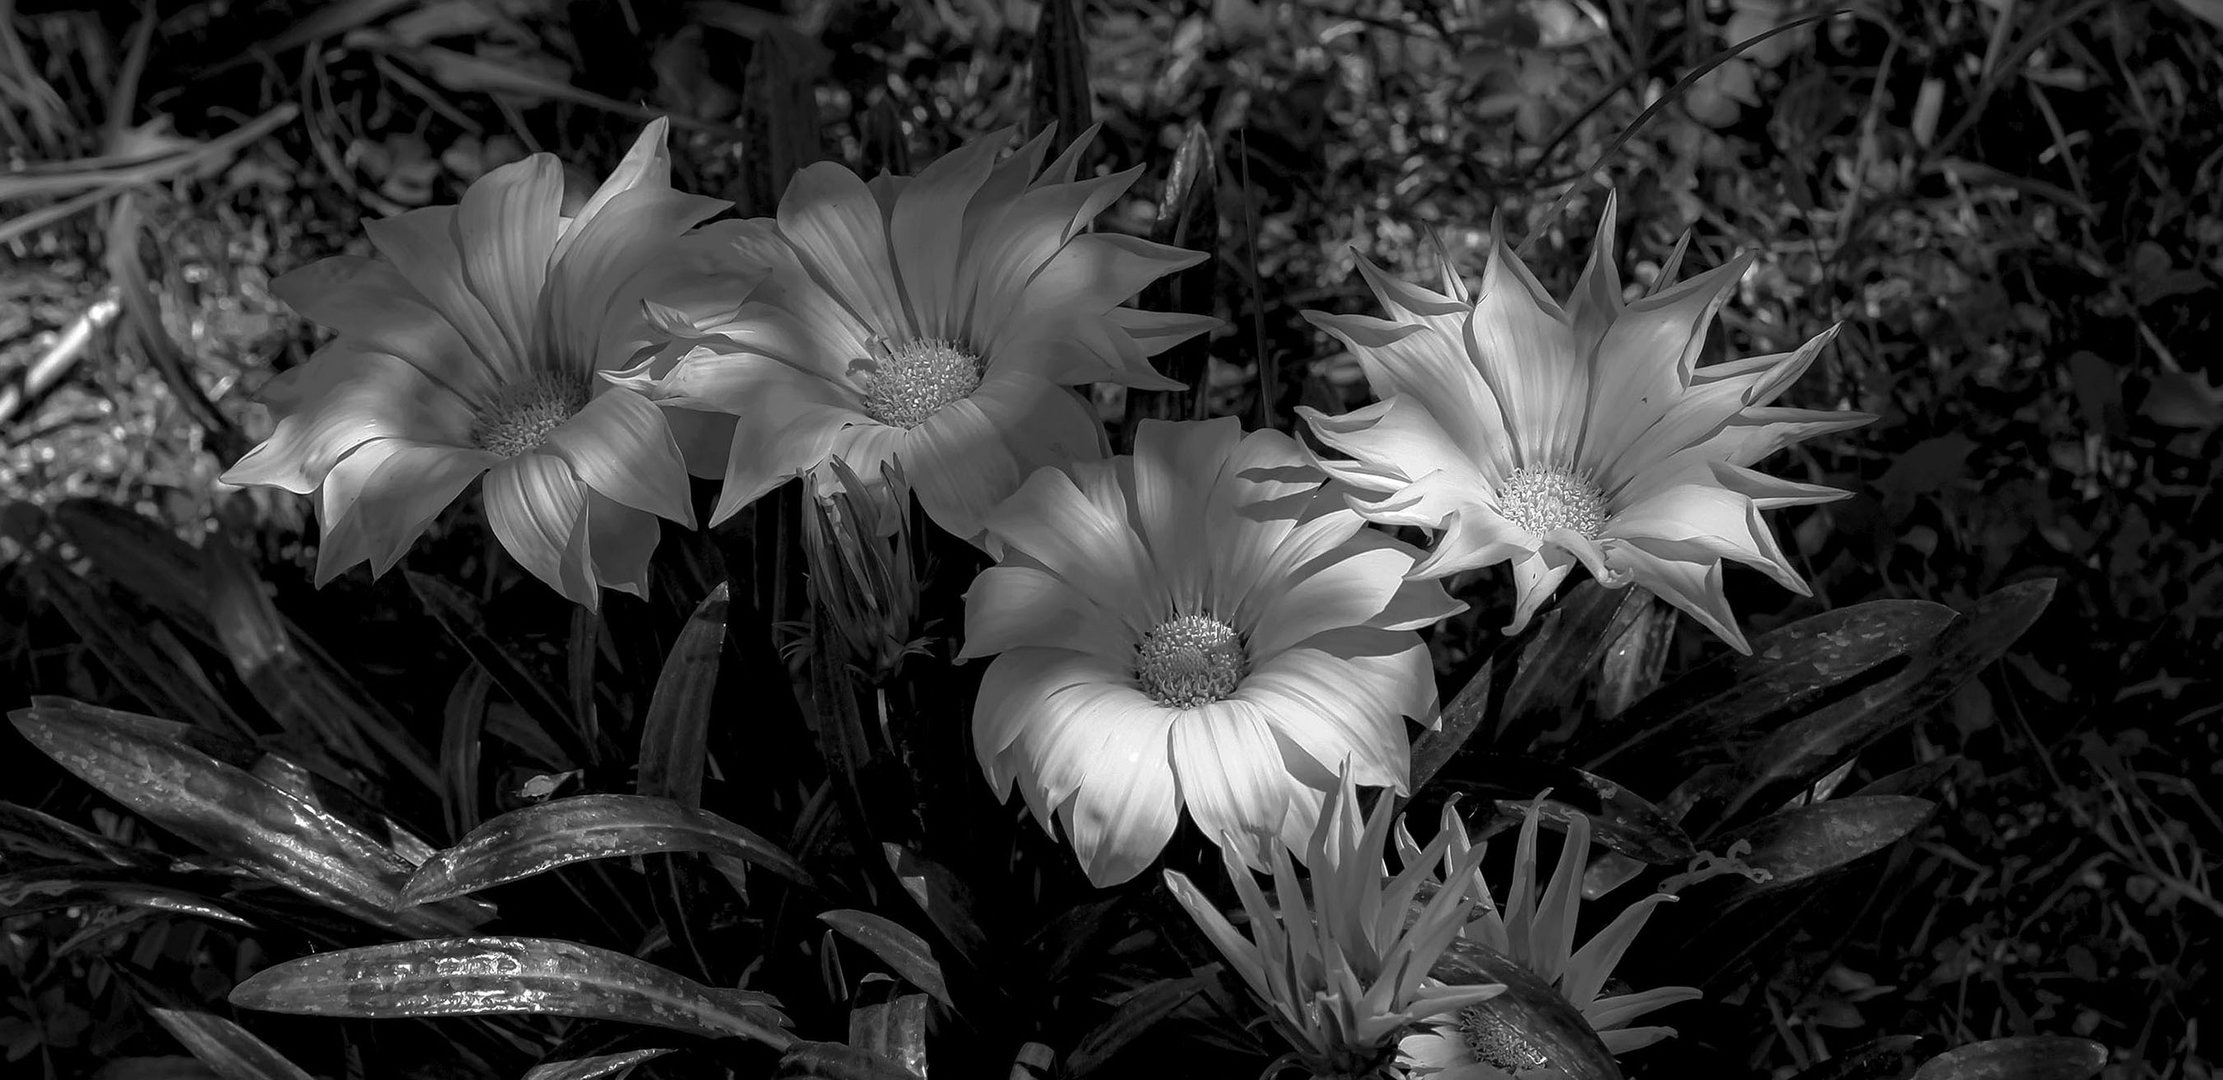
1717,796,1934,890
229,937,792,1048
1409,656,1493,795
145,1007,317,1080
1787,1035,1938,1080
846,979,927,1080
883,844,989,961
522,1049,674,1080
1723,580,2053,818
10,700,487,936
1579,598,1957,771
637,584,728,809
1499,580,1643,747
1432,759,1694,865
397,793,813,905
27,556,250,737
1910,1036,2107,1080
0,866,253,927
1592,593,1678,719
1852,756,1961,798
439,666,492,841
405,570,594,768
49,499,215,640
776,1041,920,1080
1429,936,1623,1080
201,518,440,791
0,801,151,866
1065,971,1218,1077
819,909,951,1009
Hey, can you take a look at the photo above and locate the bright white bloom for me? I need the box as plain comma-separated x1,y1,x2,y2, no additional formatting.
1396,803,1699,1077
1165,767,1505,1079
611,127,1218,544
960,417,1462,885
223,120,719,607
1299,195,1872,651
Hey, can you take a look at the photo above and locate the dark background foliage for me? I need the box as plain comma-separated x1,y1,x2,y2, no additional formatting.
1,0,2216,1078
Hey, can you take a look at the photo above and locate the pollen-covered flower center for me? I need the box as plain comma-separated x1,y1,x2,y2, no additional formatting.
1497,465,1606,539
472,372,589,458
1455,1003,1553,1072
1134,614,1247,708
861,337,984,429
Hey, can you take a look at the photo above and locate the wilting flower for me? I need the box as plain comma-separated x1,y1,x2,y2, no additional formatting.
1396,802,1699,1077
611,126,1218,544
1298,195,1872,651
960,417,1463,886
1164,767,1505,1079
222,120,720,607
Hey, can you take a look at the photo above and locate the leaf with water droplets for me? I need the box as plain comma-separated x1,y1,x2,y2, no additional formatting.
229,937,792,1048
397,793,812,905
1910,1036,2107,1080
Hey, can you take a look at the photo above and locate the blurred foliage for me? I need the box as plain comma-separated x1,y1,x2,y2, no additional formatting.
2,0,2217,1078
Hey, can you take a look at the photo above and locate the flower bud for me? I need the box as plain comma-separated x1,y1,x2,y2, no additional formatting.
802,456,926,683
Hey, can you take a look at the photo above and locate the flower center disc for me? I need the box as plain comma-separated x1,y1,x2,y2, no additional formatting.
1497,465,1606,538
473,372,589,457
863,338,984,429
1455,1002,1554,1073
1135,614,1247,708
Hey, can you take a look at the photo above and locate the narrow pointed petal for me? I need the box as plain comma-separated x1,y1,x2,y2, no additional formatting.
1586,986,1702,1031
1561,894,1677,1010
1466,236,1586,468
558,117,673,257
1602,541,1747,652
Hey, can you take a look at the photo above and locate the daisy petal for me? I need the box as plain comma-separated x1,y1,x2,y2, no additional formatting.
1063,705,1179,885
483,451,597,607
891,131,1003,338
544,388,695,526
271,257,491,401
364,207,517,377
1171,699,1303,868
1586,986,1702,1031
584,489,660,600
223,348,475,493
455,154,563,367
776,162,911,336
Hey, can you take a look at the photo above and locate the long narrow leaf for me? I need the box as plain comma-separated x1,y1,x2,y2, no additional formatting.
146,1008,317,1080
406,570,595,767
230,937,792,1048
398,793,812,905
523,1049,675,1080
11,701,487,936
818,910,951,1008
637,584,728,808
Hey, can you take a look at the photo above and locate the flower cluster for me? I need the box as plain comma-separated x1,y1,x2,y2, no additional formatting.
223,119,1865,1075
